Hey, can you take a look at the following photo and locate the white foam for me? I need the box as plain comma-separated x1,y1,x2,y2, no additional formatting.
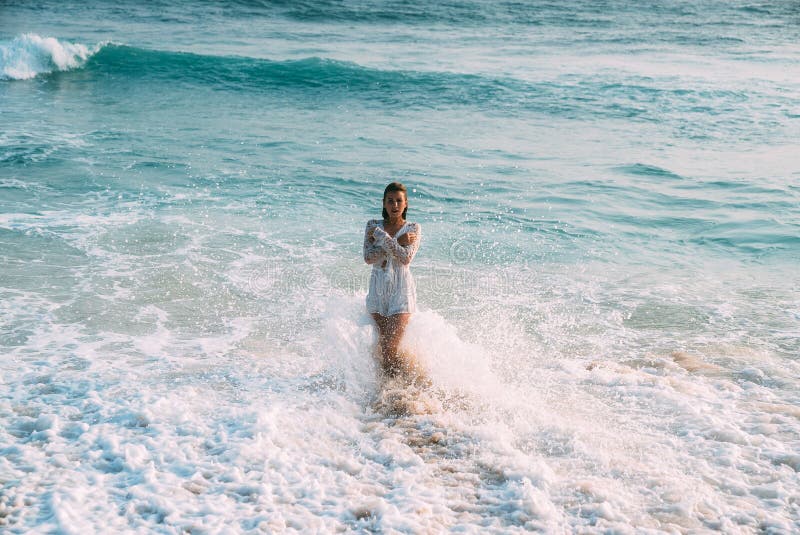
2,208,798,532
0,34,100,80
1,285,799,532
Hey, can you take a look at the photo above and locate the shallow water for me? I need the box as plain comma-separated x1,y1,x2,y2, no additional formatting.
1,1,799,532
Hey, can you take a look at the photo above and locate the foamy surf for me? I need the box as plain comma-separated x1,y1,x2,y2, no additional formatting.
0,34,101,80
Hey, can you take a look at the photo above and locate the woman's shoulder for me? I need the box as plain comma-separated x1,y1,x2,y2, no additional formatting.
365,219,381,227
407,221,421,231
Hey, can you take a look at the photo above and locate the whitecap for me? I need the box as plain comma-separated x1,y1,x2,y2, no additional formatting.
0,33,101,80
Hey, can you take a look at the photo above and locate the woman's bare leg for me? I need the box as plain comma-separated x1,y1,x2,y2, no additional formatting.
371,313,388,368
371,312,412,376
381,313,411,376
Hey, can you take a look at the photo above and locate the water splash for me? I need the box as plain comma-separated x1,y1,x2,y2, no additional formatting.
0,34,101,80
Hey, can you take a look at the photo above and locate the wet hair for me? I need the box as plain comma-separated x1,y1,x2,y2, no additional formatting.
382,182,408,219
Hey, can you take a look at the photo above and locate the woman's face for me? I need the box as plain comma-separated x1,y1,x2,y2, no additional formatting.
383,191,407,220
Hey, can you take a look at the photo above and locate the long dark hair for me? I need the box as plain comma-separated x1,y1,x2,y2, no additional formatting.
382,182,408,219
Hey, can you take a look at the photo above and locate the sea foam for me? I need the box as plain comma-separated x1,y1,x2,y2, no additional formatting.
0,34,99,80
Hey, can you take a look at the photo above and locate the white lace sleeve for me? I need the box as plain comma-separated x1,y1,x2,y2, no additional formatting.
363,220,383,264
373,223,421,266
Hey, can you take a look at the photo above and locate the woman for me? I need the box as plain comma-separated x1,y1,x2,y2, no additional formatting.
363,182,421,377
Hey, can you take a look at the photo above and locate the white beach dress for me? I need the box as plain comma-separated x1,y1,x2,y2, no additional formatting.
363,219,421,316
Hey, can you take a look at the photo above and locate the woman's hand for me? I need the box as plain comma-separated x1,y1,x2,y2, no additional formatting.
398,232,416,246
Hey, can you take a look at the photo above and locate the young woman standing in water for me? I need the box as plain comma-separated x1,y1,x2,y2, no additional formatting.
363,182,421,376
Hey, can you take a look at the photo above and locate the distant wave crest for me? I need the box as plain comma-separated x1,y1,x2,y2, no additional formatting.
78,44,518,109
0,34,103,80
1,35,784,139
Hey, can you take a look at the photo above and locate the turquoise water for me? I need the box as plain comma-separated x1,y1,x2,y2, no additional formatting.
1,1,799,532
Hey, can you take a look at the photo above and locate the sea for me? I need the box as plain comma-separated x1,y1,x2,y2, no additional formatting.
1,1,798,533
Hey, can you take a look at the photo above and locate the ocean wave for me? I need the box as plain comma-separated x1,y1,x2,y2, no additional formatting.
0,34,103,80
76,44,789,129
3,36,789,135
82,43,500,98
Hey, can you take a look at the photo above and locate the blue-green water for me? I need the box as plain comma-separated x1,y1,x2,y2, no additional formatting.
1,1,799,532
